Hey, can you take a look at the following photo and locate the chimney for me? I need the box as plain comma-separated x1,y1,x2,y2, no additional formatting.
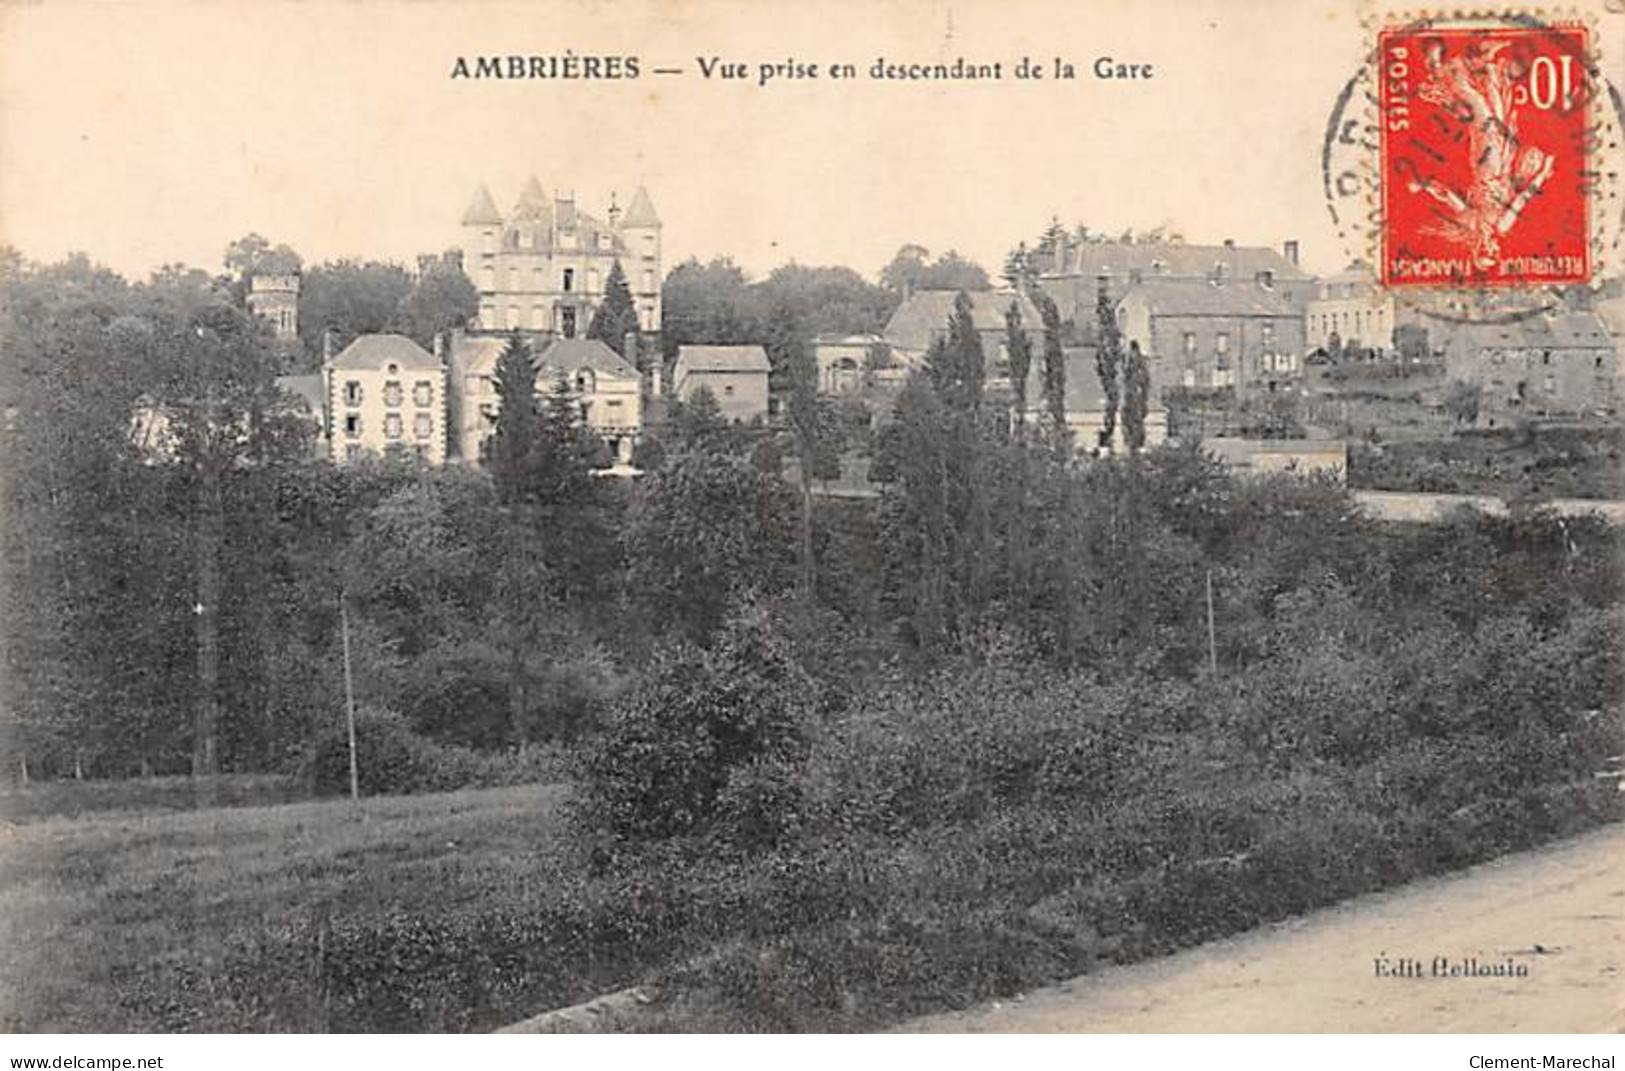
624,331,640,368
1223,238,1236,250
1283,240,1300,266
322,328,336,363
433,332,446,363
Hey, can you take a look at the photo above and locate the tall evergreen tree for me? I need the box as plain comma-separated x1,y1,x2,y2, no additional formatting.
1122,340,1152,453
1033,289,1069,452
1094,277,1123,453
926,291,985,414
487,331,539,504
586,260,641,360
1005,300,1033,442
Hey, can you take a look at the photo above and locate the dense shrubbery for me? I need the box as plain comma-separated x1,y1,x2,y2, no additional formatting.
301,709,567,797
1349,427,1625,498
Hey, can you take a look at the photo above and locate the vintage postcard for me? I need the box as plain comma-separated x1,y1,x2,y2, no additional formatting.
0,0,1622,1050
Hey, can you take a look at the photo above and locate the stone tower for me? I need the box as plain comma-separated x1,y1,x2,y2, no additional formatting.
247,273,300,341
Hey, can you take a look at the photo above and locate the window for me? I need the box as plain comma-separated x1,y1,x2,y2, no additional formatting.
1216,332,1230,355
414,413,433,440
598,233,611,251
507,305,519,329
575,369,596,394
1182,332,1196,358
482,266,495,289
723,384,735,396
642,234,655,254
561,307,577,338
642,270,655,293
606,398,623,408
1261,323,1274,348
344,380,363,406
1596,355,1605,369
482,228,496,255
383,381,403,407
1541,350,1551,366
1543,374,1557,395
563,269,575,292
1183,369,1196,388
383,413,402,440
344,413,361,438
413,381,433,407
588,269,600,292
346,444,363,460
533,305,547,330
413,444,428,460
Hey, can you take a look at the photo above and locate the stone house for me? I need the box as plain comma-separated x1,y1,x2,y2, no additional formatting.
325,334,448,464
1117,278,1307,398
1441,312,1617,423
672,345,771,423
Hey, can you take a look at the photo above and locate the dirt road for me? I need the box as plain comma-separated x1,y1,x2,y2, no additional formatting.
903,824,1625,1032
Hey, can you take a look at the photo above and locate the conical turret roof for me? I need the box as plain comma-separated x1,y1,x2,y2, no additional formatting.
512,175,549,221
620,185,660,228
461,183,503,226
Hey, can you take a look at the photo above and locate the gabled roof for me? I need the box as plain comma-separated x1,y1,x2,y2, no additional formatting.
1048,240,1311,282
883,289,1042,354
329,334,442,371
462,183,503,226
674,345,770,374
1121,278,1300,318
620,186,660,228
449,333,638,383
537,338,638,379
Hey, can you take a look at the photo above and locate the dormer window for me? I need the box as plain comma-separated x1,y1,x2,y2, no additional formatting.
574,369,596,394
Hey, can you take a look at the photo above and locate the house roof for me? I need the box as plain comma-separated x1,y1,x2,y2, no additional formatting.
449,333,638,382
329,334,441,371
674,345,770,374
620,186,660,228
1121,277,1301,318
1046,239,1311,282
1451,311,1613,350
462,183,503,226
536,338,638,378
883,289,1042,353
275,373,325,414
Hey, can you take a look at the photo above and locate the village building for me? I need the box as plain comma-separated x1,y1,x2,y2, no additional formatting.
1036,237,1314,325
1440,312,1617,424
1008,345,1169,455
1117,277,1307,398
460,178,662,337
1306,265,1396,356
445,332,642,465
325,334,448,464
882,289,1043,370
810,333,882,395
672,345,771,422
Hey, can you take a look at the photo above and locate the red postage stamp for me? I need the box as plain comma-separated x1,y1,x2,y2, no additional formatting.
1377,22,1592,289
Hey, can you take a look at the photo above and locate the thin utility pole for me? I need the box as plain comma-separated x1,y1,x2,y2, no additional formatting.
339,590,359,802
1205,568,1219,676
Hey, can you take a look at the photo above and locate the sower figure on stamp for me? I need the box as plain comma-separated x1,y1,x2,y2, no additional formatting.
1411,39,1554,269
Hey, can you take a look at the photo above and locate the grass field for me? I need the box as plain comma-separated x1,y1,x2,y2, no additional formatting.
0,783,576,1032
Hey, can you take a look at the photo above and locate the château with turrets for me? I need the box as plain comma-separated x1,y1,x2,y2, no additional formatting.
459,177,662,338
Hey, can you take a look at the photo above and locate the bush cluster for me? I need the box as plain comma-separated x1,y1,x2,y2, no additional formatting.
300,709,567,797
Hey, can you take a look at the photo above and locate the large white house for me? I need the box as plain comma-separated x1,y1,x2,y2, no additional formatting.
324,334,449,464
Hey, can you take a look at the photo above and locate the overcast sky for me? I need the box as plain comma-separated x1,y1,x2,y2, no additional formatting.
2,0,1614,285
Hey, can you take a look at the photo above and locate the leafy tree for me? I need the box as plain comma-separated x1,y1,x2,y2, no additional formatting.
925,291,986,413
587,259,641,359
296,260,414,364
1094,278,1123,452
625,448,797,642
880,246,991,295
659,257,760,360
396,252,478,351
1444,379,1483,426
223,234,302,278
